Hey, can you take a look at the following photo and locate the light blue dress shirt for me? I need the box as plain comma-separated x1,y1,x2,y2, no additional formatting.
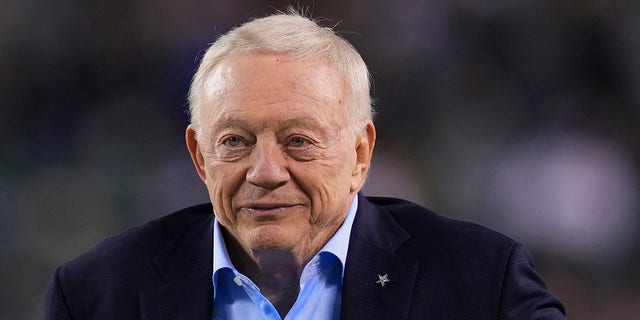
212,196,358,320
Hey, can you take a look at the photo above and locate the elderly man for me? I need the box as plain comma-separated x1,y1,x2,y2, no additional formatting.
43,12,565,320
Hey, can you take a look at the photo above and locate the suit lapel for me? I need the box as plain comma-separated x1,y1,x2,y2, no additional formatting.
341,195,419,320
140,211,214,320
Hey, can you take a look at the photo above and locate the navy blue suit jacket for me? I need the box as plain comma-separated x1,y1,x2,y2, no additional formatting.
43,195,565,319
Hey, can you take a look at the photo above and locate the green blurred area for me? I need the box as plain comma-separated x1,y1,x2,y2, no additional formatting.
2,1,639,318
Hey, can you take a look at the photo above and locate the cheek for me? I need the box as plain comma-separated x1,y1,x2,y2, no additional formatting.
325,146,358,185
297,154,356,220
203,162,244,223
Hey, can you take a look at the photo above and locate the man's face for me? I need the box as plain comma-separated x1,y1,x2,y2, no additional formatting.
186,52,374,260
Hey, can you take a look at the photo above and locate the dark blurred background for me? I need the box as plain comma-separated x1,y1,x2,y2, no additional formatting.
2,0,639,318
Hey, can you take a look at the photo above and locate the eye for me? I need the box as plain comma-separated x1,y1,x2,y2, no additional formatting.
223,136,243,147
289,136,308,148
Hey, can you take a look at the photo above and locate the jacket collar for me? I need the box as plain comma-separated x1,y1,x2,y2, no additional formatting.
140,205,214,320
341,194,419,320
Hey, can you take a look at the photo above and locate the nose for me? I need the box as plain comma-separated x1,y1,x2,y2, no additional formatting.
246,138,290,189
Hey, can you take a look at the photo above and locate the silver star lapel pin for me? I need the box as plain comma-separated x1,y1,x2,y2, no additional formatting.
376,273,391,287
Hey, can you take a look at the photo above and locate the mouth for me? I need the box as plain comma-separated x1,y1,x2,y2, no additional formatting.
242,203,300,215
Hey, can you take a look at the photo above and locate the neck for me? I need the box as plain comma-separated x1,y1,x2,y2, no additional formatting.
245,251,302,317
222,231,309,317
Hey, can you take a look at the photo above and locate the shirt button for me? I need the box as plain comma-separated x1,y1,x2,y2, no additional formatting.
233,277,243,286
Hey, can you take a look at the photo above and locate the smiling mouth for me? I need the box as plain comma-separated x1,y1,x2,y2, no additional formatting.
242,203,298,222
242,204,299,215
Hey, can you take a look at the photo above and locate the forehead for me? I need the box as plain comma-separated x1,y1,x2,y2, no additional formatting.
200,52,347,126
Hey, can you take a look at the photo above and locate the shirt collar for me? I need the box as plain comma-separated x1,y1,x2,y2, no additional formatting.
317,195,358,277
212,216,235,274
213,195,359,278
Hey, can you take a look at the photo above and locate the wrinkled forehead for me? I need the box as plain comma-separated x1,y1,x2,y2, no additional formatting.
200,52,347,118
203,52,344,93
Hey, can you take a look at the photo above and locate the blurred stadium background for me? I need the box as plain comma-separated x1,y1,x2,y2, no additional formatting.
2,0,639,318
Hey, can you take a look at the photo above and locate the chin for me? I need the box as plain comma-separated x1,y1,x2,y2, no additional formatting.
246,226,299,251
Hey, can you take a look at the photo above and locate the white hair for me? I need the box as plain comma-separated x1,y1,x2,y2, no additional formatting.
188,11,373,138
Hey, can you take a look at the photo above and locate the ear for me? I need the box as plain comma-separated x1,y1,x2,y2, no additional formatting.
351,121,376,193
186,125,207,182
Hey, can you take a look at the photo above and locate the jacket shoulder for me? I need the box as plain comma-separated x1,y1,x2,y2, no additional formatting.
365,196,515,248
361,197,566,318
57,203,213,289
45,204,214,319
